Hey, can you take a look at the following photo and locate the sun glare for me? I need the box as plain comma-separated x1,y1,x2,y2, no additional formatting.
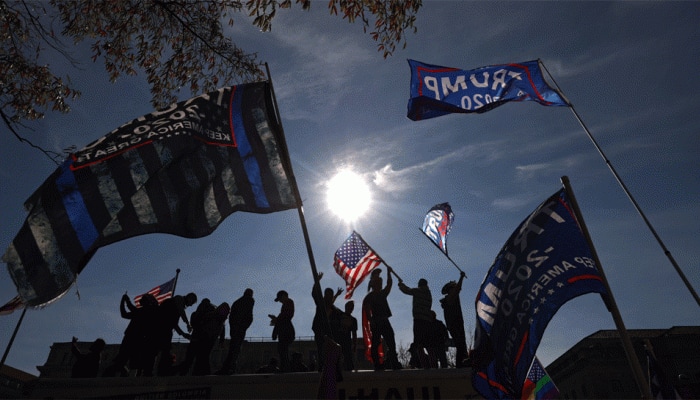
326,169,371,222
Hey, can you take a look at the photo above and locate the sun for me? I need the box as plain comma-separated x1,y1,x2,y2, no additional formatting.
326,169,371,223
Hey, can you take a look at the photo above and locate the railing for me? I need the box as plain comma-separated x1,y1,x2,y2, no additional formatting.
171,336,316,343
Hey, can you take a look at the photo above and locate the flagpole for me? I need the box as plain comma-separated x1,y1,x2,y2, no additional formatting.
0,307,27,369
561,175,652,399
355,230,403,282
540,60,700,308
264,63,321,283
171,268,181,297
264,64,342,350
418,228,466,277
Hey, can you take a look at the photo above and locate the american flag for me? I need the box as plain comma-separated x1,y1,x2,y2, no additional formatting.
133,276,177,306
521,357,559,400
0,295,25,316
333,231,382,300
361,301,384,363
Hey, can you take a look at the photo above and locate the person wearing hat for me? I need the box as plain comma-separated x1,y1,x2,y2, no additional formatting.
440,271,467,367
398,277,433,368
269,290,295,372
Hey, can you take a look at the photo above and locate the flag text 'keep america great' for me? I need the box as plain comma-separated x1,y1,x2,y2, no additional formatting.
73,88,235,167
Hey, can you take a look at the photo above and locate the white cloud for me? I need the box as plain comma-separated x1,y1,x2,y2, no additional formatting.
370,141,504,193
491,195,534,212
515,163,551,181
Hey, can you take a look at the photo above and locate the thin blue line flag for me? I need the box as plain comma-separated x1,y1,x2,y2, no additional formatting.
407,59,568,121
4,82,299,307
421,202,454,256
472,188,608,399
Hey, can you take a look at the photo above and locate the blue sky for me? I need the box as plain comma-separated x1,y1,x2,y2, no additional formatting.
2,2,699,376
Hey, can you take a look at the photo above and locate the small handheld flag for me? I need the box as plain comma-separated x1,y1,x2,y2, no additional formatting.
421,202,454,256
407,59,568,121
333,231,382,300
521,357,560,400
133,275,177,306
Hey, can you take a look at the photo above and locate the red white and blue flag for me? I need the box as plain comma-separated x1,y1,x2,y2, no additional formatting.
133,276,177,306
421,202,454,256
3,82,298,307
472,188,608,399
333,231,382,300
407,59,568,121
521,357,560,400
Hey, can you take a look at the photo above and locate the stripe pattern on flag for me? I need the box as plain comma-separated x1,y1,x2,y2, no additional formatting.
4,82,299,307
521,356,560,400
333,231,382,300
133,276,177,306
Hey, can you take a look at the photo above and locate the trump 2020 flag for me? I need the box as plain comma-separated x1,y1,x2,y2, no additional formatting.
407,59,568,121
333,231,383,300
521,357,560,400
472,188,607,399
4,82,298,307
421,202,454,256
133,275,177,306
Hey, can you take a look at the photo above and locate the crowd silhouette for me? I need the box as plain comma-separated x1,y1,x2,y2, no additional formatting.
71,267,471,378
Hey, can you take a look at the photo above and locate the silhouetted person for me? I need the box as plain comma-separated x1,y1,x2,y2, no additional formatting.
71,337,106,378
312,272,343,372
398,277,432,368
269,290,294,372
440,271,467,367
216,288,254,375
362,266,401,370
256,357,281,374
339,300,358,371
176,298,228,375
407,343,421,369
427,310,448,368
155,292,197,376
103,293,159,377
190,301,229,375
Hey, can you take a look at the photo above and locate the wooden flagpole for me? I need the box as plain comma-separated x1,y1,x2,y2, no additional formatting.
561,175,652,399
540,60,699,308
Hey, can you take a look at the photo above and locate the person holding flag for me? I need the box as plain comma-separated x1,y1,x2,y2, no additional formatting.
155,292,198,376
102,293,160,377
362,266,401,371
398,277,433,368
440,270,468,368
